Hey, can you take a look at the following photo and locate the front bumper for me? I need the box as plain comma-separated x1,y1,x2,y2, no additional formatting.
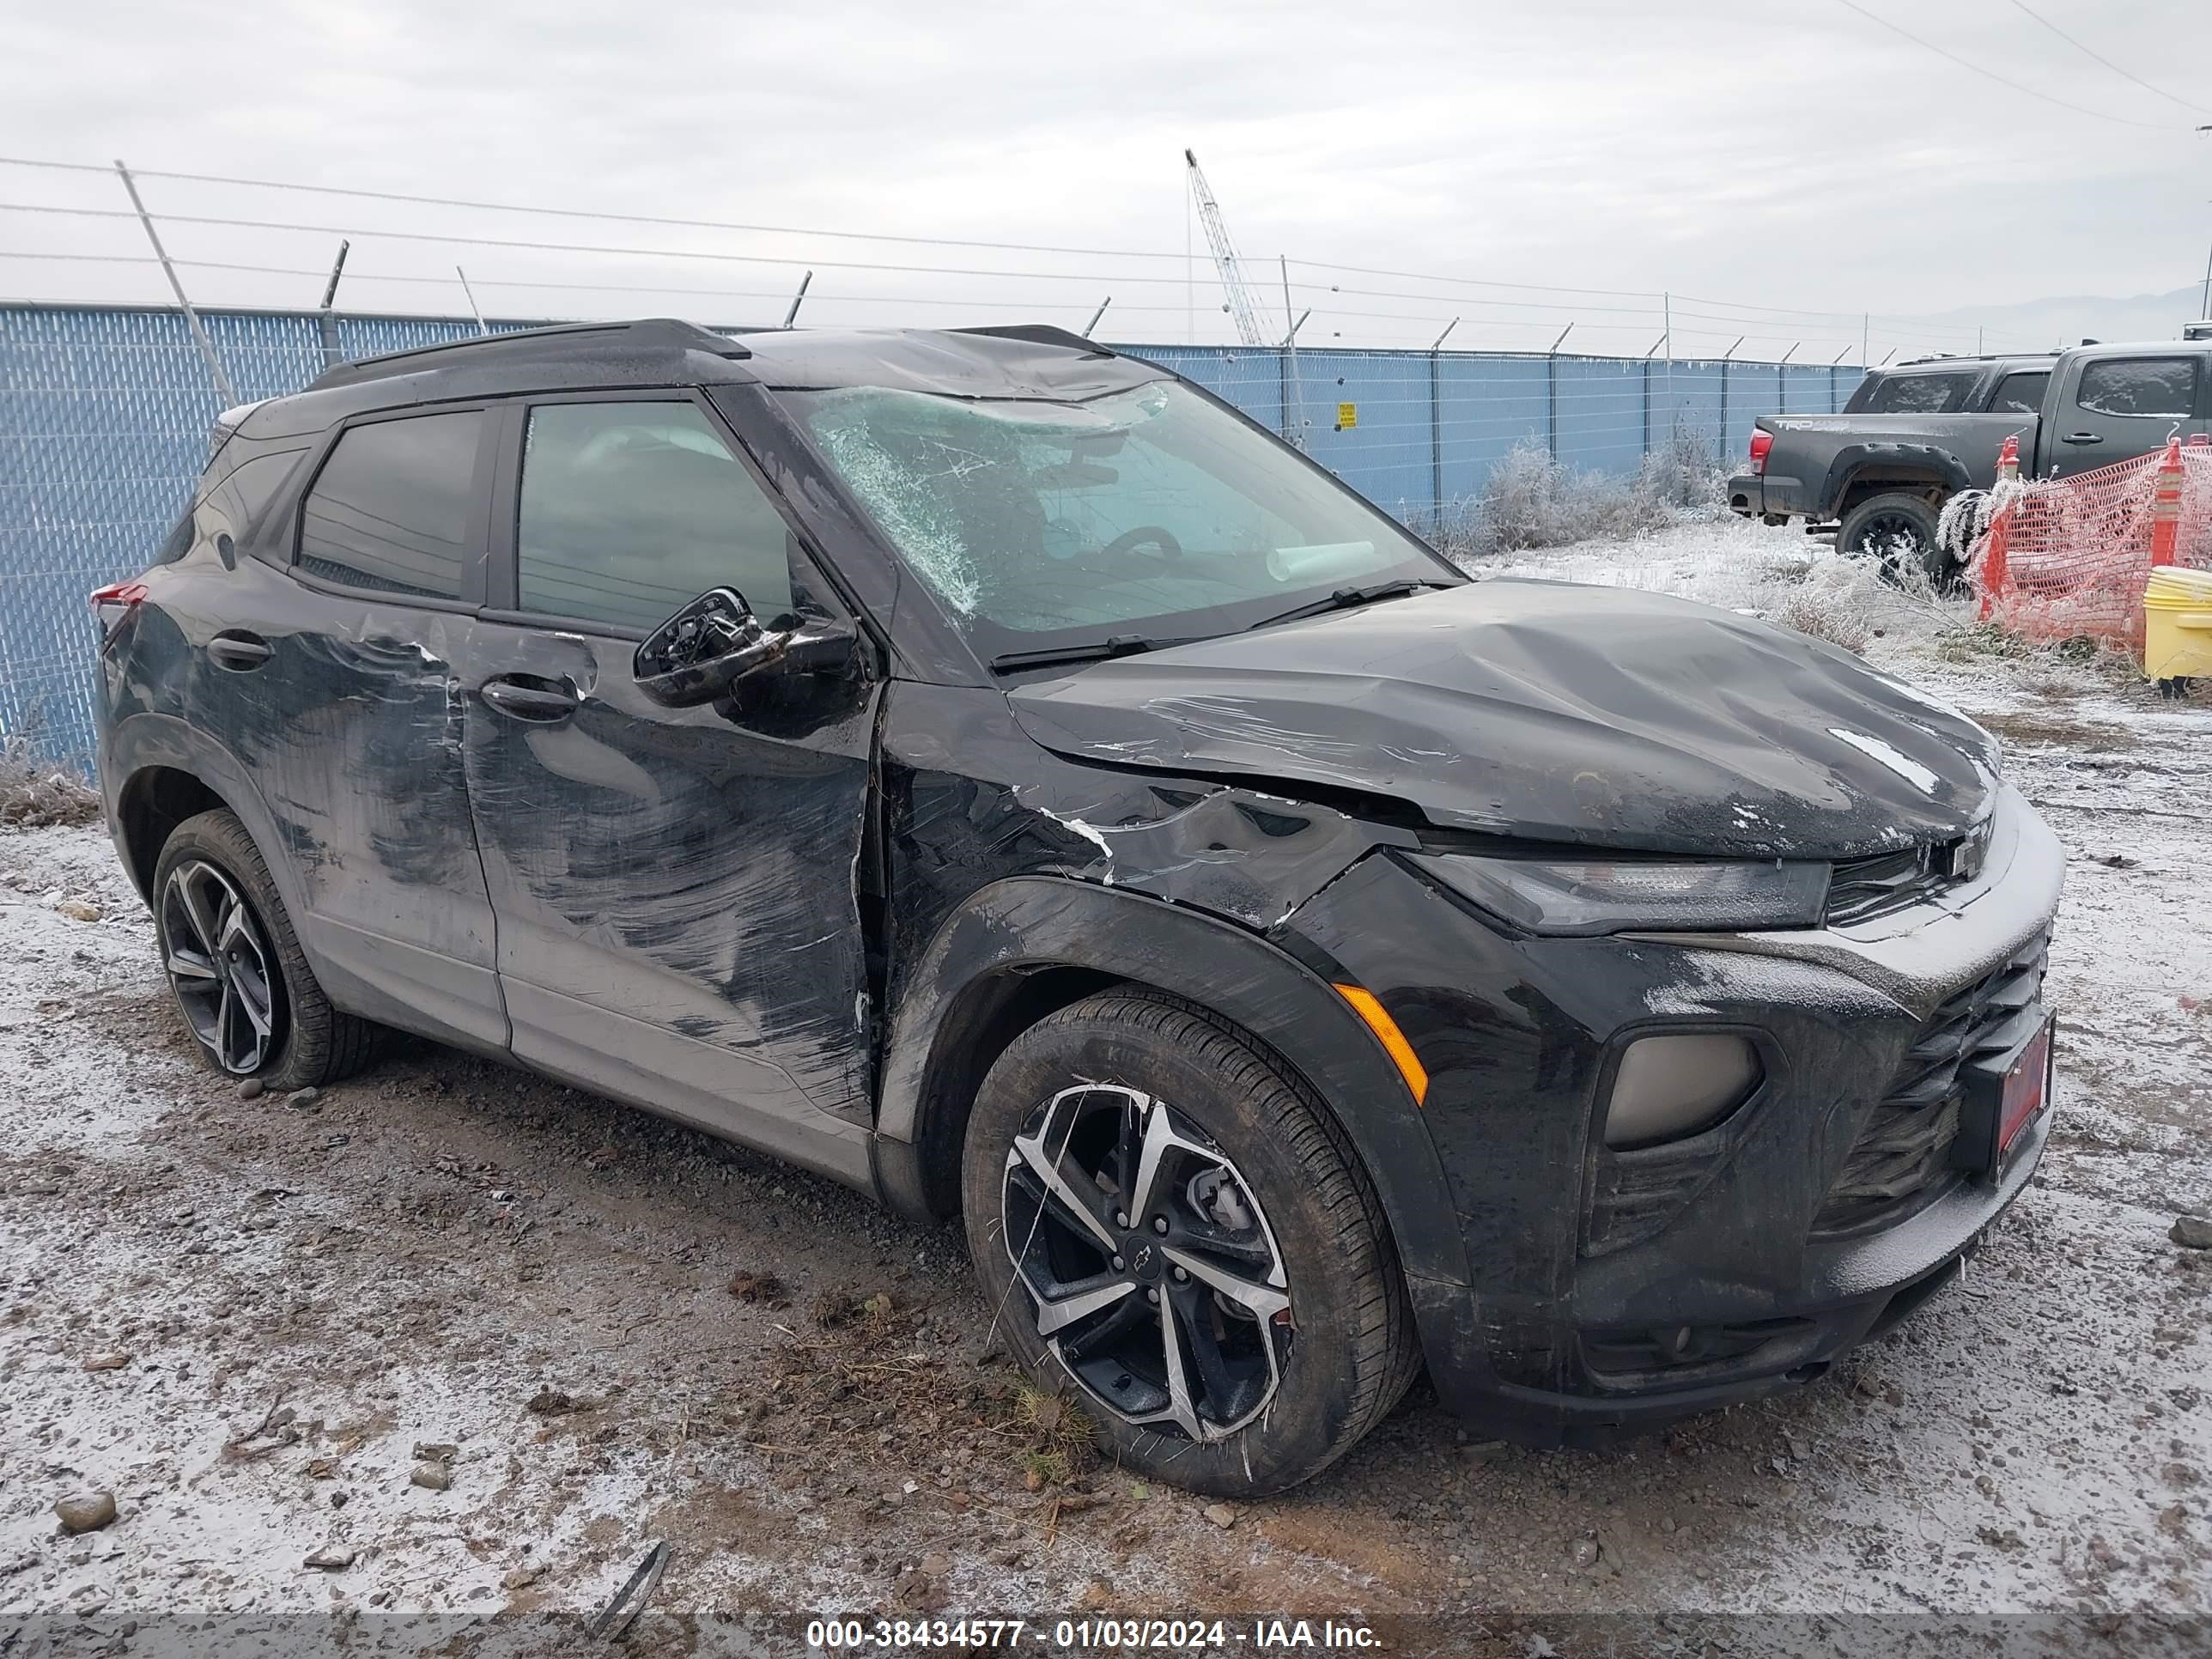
1409,1104,2045,1443
1282,785,2064,1445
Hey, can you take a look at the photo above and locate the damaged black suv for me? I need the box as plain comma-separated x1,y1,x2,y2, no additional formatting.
94,319,2062,1495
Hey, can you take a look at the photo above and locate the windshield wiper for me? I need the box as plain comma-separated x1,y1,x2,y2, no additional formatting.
989,634,1184,673
1244,578,1454,633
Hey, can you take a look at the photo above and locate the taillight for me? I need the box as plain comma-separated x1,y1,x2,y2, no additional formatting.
89,580,148,638
1748,431,1774,476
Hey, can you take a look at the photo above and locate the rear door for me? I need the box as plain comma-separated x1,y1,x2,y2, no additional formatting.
2048,352,2207,477
185,406,507,1048
461,392,879,1181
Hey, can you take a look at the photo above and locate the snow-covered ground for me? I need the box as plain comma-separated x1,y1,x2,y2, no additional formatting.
2,517,2207,1656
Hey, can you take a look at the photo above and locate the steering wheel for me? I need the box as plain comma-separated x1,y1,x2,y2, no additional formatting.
1100,524,1183,561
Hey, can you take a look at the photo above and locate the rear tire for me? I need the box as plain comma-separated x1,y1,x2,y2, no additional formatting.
1838,491,1957,589
152,809,379,1092
961,989,1419,1497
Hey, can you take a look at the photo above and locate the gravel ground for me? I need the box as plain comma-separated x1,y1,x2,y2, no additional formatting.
2,520,2208,1656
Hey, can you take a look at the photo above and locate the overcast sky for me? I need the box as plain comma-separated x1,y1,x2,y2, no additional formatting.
5,0,2209,358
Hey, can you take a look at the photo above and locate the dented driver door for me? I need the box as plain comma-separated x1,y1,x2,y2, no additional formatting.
459,395,878,1184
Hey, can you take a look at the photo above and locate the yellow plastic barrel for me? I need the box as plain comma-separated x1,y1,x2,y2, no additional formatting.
2144,567,2212,680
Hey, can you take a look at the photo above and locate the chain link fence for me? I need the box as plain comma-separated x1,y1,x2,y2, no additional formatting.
1,302,1858,769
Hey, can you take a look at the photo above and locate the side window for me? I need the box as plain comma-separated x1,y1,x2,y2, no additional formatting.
299,412,483,599
1989,372,2048,416
515,401,797,633
1867,373,1974,414
2076,357,2198,418
207,449,307,536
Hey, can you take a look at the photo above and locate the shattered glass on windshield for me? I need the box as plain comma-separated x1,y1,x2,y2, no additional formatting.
792,381,1433,644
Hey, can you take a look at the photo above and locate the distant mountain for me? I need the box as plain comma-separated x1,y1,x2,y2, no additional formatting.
1919,284,2208,353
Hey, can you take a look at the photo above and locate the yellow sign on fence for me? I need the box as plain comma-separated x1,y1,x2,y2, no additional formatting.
1337,402,1358,429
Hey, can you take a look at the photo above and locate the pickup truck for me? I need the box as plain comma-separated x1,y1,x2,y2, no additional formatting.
1729,341,2212,576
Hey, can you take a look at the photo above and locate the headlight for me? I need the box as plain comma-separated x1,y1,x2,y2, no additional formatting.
1408,853,1829,936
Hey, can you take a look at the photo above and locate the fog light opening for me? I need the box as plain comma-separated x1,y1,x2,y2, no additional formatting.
1603,1033,1762,1151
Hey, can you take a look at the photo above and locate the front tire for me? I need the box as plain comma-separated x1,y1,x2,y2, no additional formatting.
961,990,1419,1496
152,808,378,1092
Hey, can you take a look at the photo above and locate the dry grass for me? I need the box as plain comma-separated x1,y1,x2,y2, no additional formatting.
1011,1380,1097,1491
0,738,100,829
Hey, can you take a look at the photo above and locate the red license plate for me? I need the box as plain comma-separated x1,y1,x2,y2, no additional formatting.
1997,1017,2054,1155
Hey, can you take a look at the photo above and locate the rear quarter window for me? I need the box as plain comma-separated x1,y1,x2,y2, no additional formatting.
205,450,308,539
152,446,306,565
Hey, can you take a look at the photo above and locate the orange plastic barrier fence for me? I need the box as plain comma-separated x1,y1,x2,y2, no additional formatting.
1970,437,2212,649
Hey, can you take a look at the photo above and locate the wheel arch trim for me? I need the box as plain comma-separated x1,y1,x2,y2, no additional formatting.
105,714,307,924
872,874,1473,1291
1822,444,1972,513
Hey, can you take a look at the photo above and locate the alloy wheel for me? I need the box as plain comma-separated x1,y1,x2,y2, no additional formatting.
1001,1084,1292,1443
1863,514,1932,569
159,860,278,1075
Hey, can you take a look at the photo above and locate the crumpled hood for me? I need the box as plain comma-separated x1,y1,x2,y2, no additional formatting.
1008,580,2000,859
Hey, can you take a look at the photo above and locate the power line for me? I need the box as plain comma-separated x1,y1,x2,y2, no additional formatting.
2002,1,2212,119
1289,257,1658,302
1831,0,2190,131
0,200,1230,287
1292,264,1996,340
0,204,1986,351
0,153,2014,349
0,154,1203,264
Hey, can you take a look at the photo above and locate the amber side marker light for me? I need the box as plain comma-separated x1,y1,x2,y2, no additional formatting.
1334,983,1429,1106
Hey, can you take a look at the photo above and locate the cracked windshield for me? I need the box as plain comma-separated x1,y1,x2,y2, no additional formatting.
793,380,1444,652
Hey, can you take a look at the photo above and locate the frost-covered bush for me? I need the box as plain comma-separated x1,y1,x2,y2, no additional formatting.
1434,433,1723,562
1773,586,1875,654
1632,424,1727,516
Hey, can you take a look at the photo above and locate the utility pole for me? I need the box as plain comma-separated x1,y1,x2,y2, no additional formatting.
113,159,237,406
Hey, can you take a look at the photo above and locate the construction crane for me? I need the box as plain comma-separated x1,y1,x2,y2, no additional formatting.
1184,149,1271,349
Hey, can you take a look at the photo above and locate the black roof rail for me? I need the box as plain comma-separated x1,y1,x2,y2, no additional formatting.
312,317,750,388
951,323,1115,358
1895,349,2057,368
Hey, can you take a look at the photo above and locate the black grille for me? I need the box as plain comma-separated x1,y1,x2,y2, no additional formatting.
1826,823,1993,926
1583,1139,1735,1258
1826,847,1935,923
1813,931,2049,1234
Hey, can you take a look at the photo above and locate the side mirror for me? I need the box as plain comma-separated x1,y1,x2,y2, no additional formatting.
632,587,854,709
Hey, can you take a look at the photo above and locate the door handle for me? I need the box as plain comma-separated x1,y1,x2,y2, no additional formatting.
2059,432,2105,445
206,630,272,671
478,674,580,722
